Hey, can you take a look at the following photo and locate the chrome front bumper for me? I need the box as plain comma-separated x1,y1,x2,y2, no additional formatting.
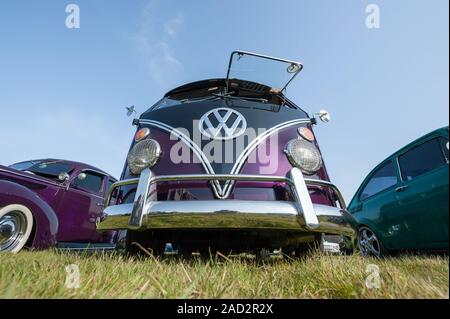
97,168,356,238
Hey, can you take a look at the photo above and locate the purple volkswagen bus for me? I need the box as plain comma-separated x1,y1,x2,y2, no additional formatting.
97,51,357,256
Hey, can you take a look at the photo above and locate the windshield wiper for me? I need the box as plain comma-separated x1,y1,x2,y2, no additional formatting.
180,95,218,104
179,91,268,104
211,93,268,104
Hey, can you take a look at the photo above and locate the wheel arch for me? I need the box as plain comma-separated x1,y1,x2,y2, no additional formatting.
0,180,59,249
357,222,389,252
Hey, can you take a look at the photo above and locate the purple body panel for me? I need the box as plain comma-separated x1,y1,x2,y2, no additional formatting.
119,124,336,207
0,180,58,249
150,130,206,176
239,124,335,206
0,160,117,249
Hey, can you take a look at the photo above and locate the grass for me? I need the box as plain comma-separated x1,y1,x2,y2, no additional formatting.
0,250,448,299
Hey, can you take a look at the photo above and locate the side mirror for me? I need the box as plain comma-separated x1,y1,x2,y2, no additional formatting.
58,172,70,183
77,173,87,181
316,109,331,123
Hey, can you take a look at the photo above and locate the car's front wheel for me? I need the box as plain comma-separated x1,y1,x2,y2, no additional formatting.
358,226,386,258
0,204,34,253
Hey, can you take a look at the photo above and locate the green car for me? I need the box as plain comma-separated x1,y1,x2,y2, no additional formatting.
348,127,449,257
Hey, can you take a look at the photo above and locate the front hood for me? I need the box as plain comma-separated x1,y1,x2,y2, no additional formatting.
139,98,311,176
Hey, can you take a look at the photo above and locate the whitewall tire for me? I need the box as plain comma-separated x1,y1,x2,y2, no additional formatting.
0,204,34,253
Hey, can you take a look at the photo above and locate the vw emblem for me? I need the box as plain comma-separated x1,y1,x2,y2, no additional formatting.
199,107,247,140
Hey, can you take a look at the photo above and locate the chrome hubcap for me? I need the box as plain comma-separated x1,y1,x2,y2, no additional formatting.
358,228,380,257
0,212,27,251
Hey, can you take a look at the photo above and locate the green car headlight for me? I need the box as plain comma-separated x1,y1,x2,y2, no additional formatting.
127,139,161,175
285,138,322,175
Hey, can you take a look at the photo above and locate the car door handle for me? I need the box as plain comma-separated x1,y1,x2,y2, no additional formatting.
395,185,409,192
97,203,104,207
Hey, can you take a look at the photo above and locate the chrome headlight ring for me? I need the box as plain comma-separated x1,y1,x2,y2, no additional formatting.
285,138,322,175
127,138,161,175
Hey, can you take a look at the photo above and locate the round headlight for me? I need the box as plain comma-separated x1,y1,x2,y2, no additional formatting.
285,139,322,175
127,139,161,175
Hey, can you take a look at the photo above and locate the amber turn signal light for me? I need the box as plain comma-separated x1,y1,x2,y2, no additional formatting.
134,128,150,142
298,127,315,142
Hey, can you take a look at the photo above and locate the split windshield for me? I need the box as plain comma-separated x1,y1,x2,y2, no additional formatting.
150,51,303,112
151,83,295,112
226,51,303,93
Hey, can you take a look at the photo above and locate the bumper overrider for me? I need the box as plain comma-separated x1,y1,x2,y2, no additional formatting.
97,168,356,239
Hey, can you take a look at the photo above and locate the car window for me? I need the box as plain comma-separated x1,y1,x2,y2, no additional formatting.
439,136,449,162
74,172,103,193
9,161,34,171
359,161,398,201
399,138,446,181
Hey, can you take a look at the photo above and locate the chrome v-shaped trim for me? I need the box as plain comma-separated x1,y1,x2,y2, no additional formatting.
222,118,311,198
139,119,214,173
139,119,225,198
138,118,311,199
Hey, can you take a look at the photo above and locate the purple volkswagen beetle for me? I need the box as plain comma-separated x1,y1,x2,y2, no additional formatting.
98,51,357,256
0,159,118,253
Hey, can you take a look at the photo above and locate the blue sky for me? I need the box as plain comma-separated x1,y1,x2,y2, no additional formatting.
0,0,448,201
